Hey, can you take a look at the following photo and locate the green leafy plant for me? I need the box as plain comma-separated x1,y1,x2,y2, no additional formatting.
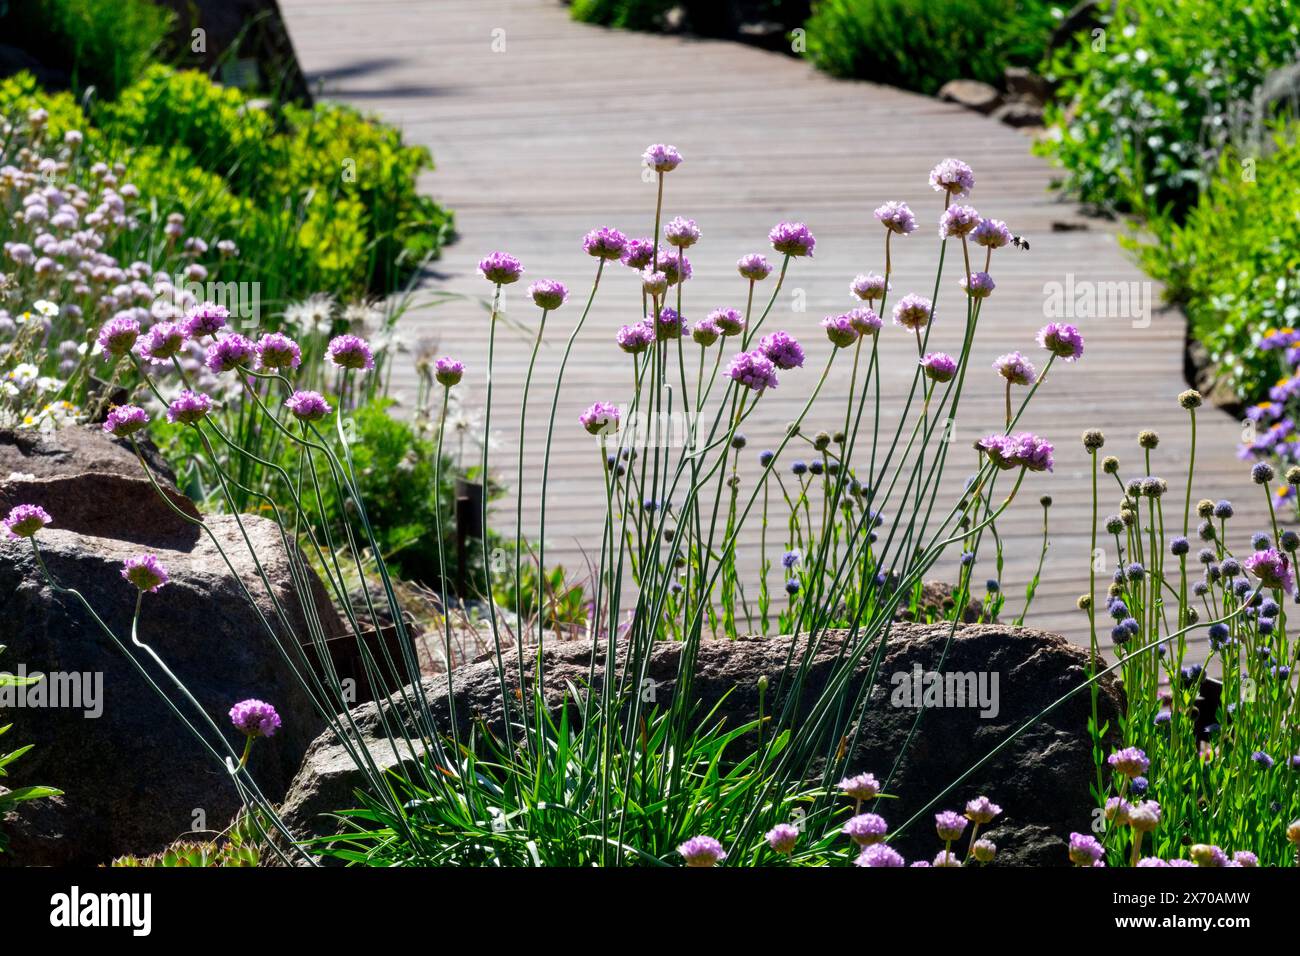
804,0,1061,95
1040,0,1299,219
0,646,61,854
0,0,174,100
1133,126,1300,400
109,813,262,867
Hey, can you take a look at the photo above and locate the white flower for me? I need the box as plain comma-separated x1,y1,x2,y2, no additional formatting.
33,299,59,317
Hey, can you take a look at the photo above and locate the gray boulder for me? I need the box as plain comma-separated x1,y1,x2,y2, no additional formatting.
281,622,1120,866
0,430,341,865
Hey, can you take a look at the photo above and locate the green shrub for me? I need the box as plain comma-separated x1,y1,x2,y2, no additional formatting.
804,0,1061,95
1135,127,1300,400
1040,0,1300,219
0,0,173,100
570,0,679,29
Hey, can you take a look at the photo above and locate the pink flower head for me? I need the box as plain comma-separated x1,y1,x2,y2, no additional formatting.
844,813,889,846
994,351,1036,386
122,553,168,592
3,504,52,539
960,271,996,299
874,201,917,235
726,349,779,394
691,317,721,347
138,321,186,364
643,143,682,172
851,273,889,302
971,218,1012,249
205,333,256,373
434,357,465,388
529,279,568,311
920,352,957,383
664,216,700,248
229,699,281,738
737,254,773,281
640,269,668,297
616,322,655,355
583,227,627,260
964,796,1002,824
848,307,882,335
167,390,212,425
710,307,745,336
478,251,523,285
821,313,860,349
256,331,302,371
97,314,140,358
939,204,981,239
677,835,725,867
856,844,905,867
327,334,375,371
837,772,880,801
103,404,149,436
1068,832,1105,867
1244,548,1294,594
182,302,229,338
621,237,656,270
758,330,804,370
769,221,815,258
579,401,620,437
766,823,799,854
929,158,975,197
284,390,332,422
1037,322,1084,361
655,306,686,341
659,250,692,286
892,294,933,331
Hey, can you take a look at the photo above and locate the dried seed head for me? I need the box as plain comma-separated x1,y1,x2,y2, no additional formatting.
813,431,832,451
1138,430,1160,449
1196,499,1215,518
1082,429,1105,451
1103,456,1120,474
1178,389,1203,410
1040,495,1053,507
1287,466,1300,486
1076,594,1092,611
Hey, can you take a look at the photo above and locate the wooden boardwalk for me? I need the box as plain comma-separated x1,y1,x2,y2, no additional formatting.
280,0,1268,650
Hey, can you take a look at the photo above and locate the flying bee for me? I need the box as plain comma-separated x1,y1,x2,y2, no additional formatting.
1011,235,1030,251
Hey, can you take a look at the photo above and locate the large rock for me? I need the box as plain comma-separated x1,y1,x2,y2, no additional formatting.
938,79,1003,115
0,430,342,865
281,623,1121,866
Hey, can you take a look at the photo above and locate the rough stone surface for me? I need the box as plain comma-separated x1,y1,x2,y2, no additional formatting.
938,79,1003,115
993,100,1046,128
0,430,341,866
281,623,1120,866
1004,66,1052,105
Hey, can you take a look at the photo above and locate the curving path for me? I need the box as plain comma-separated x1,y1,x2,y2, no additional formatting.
280,0,1266,651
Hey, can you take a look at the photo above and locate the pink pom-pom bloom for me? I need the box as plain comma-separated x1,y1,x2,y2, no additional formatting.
103,404,149,436
737,254,772,281
621,237,656,270
529,279,568,311
892,294,933,331
616,322,654,355
138,321,186,364
874,200,917,235
97,314,140,359
768,221,816,258
182,301,229,338
766,823,799,854
434,357,465,388
836,772,880,801
655,306,686,341
327,334,375,371
847,307,882,335
929,157,975,197
758,330,804,370
1244,548,1294,594
677,835,725,867
642,143,682,173
856,844,905,867
478,251,524,285
710,307,745,337
256,332,302,371
3,504,52,540
844,813,889,847
579,401,620,437
206,333,256,373
726,350,779,394
851,273,889,302
691,317,721,347
229,698,281,738
939,204,981,239
1037,322,1084,361
664,216,700,249
122,553,168,593
920,352,957,383
284,390,333,422
960,271,996,299
167,390,212,425
821,313,860,349
971,218,1012,249
583,227,628,260
994,351,1036,386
